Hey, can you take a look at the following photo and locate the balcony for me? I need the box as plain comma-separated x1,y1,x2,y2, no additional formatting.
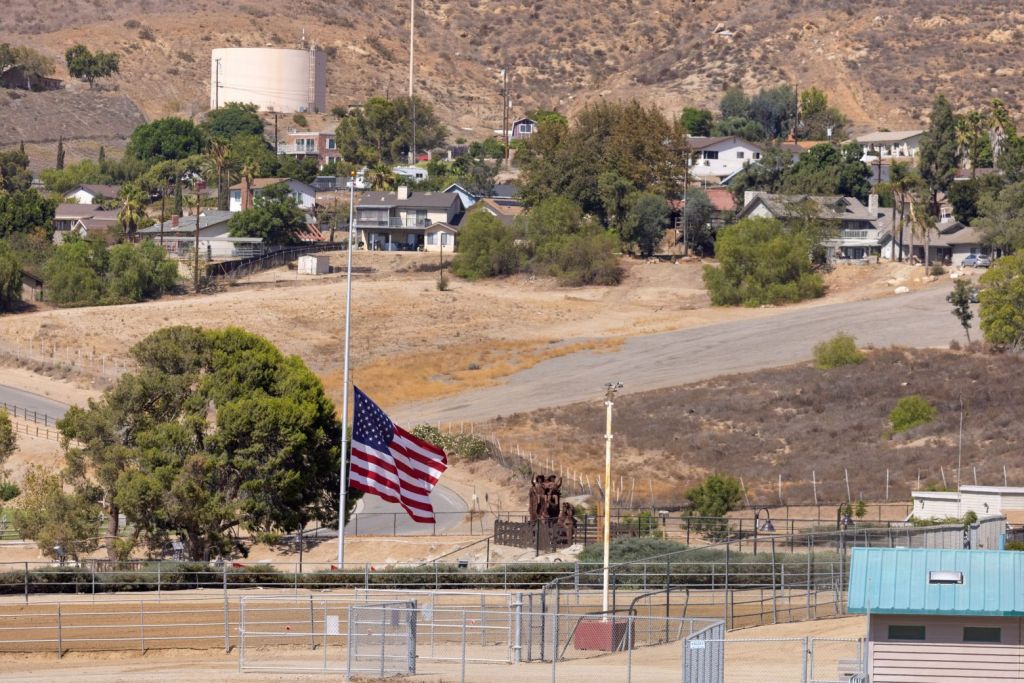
276,143,319,155
354,217,432,229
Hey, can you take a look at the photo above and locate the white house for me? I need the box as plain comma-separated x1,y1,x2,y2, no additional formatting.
229,178,316,213
392,166,428,183
353,186,463,252
443,183,479,209
882,219,989,266
687,136,763,183
910,485,1024,522
856,130,924,162
63,184,121,205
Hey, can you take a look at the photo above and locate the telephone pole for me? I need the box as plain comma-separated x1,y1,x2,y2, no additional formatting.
214,58,221,109
501,66,510,162
408,0,416,165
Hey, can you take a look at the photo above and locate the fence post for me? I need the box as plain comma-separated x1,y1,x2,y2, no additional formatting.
802,636,809,683
513,592,523,664
461,611,467,683
157,562,161,600
346,606,354,680
626,613,634,683
309,595,315,650
23,562,28,604
771,538,778,625
806,535,812,620
140,601,145,653
56,603,62,659
223,563,230,652
724,544,730,629
550,603,559,683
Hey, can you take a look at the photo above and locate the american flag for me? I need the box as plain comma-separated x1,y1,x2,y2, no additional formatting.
349,387,448,523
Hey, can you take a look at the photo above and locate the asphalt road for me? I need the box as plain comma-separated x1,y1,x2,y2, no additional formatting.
395,285,978,424
0,384,69,422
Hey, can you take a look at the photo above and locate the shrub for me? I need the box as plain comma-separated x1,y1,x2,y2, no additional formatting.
930,263,946,276
411,424,491,462
813,333,864,369
703,217,824,306
686,474,742,517
1006,541,1024,551
889,395,937,433
451,211,523,279
436,272,449,291
578,537,686,563
292,113,308,128
542,230,623,286
0,480,20,501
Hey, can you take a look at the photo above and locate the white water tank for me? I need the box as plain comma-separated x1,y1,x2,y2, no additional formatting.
210,47,326,113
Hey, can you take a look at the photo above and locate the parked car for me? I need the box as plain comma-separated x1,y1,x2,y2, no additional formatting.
962,254,992,268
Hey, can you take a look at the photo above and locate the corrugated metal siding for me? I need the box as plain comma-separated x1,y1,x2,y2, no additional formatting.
872,642,1024,682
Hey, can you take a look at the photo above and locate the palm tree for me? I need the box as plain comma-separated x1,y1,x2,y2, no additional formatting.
879,163,917,262
116,182,147,242
369,163,397,191
955,111,987,179
204,140,231,211
239,157,260,210
988,99,1017,165
909,196,938,267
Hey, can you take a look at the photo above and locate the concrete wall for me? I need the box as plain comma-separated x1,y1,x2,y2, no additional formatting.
211,47,326,113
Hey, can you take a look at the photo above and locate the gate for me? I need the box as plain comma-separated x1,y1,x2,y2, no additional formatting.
683,620,725,683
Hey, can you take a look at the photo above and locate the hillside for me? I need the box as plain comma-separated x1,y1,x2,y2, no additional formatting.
484,348,1023,506
1,0,1023,148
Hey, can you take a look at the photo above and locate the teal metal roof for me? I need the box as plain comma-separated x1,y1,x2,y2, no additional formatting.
848,547,1024,617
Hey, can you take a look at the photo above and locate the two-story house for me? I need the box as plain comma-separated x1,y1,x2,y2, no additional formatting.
688,136,763,183
736,191,894,262
856,130,924,161
229,177,317,213
63,184,121,205
353,186,463,252
276,130,341,167
52,203,119,243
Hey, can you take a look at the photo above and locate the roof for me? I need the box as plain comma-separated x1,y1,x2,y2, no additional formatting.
66,184,121,198
848,547,1024,617
490,183,519,199
741,192,874,221
688,136,762,151
478,198,524,226
55,203,102,219
229,177,313,192
357,191,460,210
855,130,925,144
705,187,737,212
137,211,235,233
442,183,478,199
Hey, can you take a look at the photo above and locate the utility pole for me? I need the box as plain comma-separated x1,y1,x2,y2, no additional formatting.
601,381,623,616
273,112,280,156
193,183,202,293
214,58,221,109
501,66,510,163
408,0,416,165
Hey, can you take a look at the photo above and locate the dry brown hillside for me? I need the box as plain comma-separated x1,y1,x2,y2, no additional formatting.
2,0,1024,150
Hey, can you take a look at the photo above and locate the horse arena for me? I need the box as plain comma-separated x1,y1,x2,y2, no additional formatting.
0,585,864,683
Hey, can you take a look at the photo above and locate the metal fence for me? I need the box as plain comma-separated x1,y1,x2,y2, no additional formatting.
0,338,131,381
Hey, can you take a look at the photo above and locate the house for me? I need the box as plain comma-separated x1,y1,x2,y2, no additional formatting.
490,183,519,199
0,66,62,91
136,211,264,259
849,547,1024,682
52,203,120,243
687,136,763,183
476,197,524,226
510,117,538,141
443,183,479,209
276,130,340,167
911,485,1024,523
392,166,428,183
64,184,121,205
856,130,924,162
737,191,893,262
353,186,463,252
228,178,316,213
884,219,989,266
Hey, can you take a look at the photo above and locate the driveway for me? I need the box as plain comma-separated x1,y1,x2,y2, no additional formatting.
395,285,976,424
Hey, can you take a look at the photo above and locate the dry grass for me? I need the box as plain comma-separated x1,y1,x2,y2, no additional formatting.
484,347,1024,506
327,337,622,409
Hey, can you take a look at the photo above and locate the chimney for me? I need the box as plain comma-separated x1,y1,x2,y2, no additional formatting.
241,177,252,211
868,193,879,217
171,215,179,228
397,185,409,201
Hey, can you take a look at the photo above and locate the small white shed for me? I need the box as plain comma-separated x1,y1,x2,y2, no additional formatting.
297,254,331,275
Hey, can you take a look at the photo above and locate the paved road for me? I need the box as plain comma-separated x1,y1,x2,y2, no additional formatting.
0,384,69,422
396,285,977,424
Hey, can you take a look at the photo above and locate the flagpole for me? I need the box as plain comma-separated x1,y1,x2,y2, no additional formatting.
337,172,357,566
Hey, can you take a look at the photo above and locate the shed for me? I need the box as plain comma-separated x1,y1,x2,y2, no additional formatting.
297,254,330,275
849,547,1024,682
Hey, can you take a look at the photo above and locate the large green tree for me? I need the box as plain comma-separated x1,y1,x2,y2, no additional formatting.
44,236,177,307
12,467,101,562
979,253,1024,349
0,240,22,312
781,143,871,200
0,149,32,193
973,182,1024,253
228,182,308,245
798,87,848,141
201,102,264,140
335,96,447,164
451,211,523,279
64,44,119,89
0,189,56,238
686,474,742,518
621,192,669,257
703,217,824,306
127,117,206,163
918,95,959,215
58,326,354,560
680,107,714,136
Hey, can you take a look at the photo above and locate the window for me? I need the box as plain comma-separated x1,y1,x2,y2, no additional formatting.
736,151,745,160
887,625,926,641
326,137,336,150
963,627,1001,643
703,151,719,160
754,152,762,160
426,233,436,245
441,233,449,246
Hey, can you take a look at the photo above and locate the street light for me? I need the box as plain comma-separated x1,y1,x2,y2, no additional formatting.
752,507,774,556
601,381,623,615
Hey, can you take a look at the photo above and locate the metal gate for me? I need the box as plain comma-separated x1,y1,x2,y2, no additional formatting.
683,621,726,683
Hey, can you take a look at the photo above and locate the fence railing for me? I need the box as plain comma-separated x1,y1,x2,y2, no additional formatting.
0,338,132,381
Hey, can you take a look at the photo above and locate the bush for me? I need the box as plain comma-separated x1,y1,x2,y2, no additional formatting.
540,230,622,286
0,241,22,312
703,217,824,306
930,264,946,276
578,537,686,563
44,237,178,307
411,424,492,462
1006,541,1024,551
292,113,308,128
686,474,742,517
813,333,865,369
450,211,523,279
889,395,937,433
